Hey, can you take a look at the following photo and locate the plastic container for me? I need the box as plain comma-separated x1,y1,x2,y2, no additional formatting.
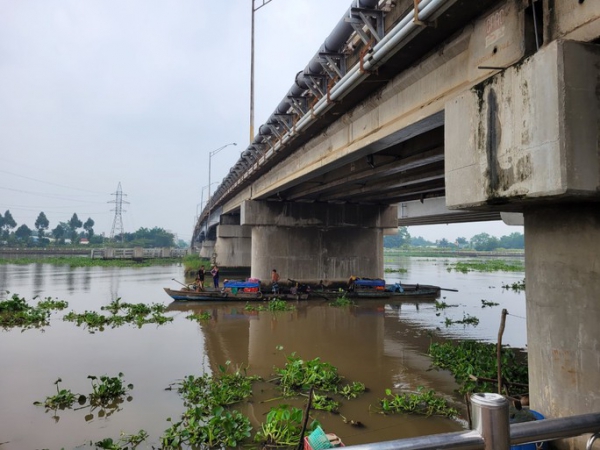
510,410,547,450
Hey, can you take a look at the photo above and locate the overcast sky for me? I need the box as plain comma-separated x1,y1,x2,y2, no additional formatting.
0,1,522,243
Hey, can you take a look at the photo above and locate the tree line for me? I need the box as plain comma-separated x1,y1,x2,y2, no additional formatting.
0,210,178,248
384,227,524,251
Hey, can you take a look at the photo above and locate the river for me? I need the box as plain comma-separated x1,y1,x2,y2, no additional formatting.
0,256,526,449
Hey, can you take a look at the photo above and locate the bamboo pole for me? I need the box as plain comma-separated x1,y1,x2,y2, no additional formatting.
497,309,508,394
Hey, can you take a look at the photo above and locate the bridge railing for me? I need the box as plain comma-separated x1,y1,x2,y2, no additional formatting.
343,394,600,450
90,248,189,259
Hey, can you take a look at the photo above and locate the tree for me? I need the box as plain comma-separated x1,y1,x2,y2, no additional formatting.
83,218,95,239
470,233,500,251
68,213,82,243
383,227,411,248
52,224,66,244
34,212,50,240
499,232,524,249
456,237,468,246
15,224,32,243
1,210,17,241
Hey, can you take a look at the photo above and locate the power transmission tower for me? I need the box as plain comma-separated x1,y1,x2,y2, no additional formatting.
109,182,129,242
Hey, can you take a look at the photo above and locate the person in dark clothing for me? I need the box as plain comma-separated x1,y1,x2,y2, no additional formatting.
195,265,205,292
211,265,220,288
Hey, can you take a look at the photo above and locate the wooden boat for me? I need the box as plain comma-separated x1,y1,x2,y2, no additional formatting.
309,280,441,300
164,288,309,302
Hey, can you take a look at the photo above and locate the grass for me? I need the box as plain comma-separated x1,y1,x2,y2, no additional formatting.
182,254,211,274
0,256,182,268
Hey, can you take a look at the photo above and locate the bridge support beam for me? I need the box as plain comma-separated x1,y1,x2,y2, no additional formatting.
445,39,600,443
241,200,397,282
213,225,251,268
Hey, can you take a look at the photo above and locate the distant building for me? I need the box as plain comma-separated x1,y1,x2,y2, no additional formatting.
80,238,89,245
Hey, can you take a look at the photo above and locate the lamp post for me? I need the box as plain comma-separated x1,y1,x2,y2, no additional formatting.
250,0,274,144
207,142,237,235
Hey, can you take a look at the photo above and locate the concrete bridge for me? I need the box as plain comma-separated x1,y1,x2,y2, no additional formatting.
191,0,599,444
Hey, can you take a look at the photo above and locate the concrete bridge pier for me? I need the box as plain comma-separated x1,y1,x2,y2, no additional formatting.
240,200,397,282
213,224,251,268
198,239,215,261
446,40,600,447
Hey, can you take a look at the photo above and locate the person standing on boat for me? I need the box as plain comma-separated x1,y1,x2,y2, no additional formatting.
195,265,205,292
211,265,220,288
271,269,280,294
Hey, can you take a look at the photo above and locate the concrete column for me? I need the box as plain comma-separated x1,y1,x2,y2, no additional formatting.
241,200,397,282
199,240,215,261
525,203,600,449
213,224,251,268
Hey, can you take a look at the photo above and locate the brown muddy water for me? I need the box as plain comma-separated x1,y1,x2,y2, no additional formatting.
0,256,526,449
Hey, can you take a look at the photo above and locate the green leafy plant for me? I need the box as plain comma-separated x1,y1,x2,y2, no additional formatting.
162,406,252,449
449,260,524,273
0,293,67,330
64,299,172,332
88,373,132,406
94,430,148,449
273,353,341,396
428,340,529,394
379,386,458,417
336,381,366,399
445,313,480,327
245,299,295,312
481,299,500,308
502,278,526,292
329,294,355,307
33,378,85,410
311,392,339,412
186,311,212,322
255,404,317,447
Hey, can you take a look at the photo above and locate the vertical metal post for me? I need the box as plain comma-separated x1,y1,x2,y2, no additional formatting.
471,393,511,450
250,0,255,144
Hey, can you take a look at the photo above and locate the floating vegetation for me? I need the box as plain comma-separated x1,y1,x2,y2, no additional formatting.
244,299,295,312
384,267,408,273
94,430,148,450
33,378,86,410
88,373,133,406
34,373,133,423
0,292,68,330
329,294,355,307
186,311,212,322
448,260,524,273
175,363,260,411
273,353,342,396
63,298,172,332
435,300,458,310
428,340,529,394
311,392,339,412
161,363,258,449
162,406,252,449
337,381,367,400
502,278,526,292
254,404,318,447
444,313,480,327
379,386,458,418
481,299,500,308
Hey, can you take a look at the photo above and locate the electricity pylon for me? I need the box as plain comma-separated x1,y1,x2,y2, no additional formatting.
109,182,129,242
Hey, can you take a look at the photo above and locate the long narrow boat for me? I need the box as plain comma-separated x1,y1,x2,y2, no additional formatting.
308,282,441,300
163,287,309,302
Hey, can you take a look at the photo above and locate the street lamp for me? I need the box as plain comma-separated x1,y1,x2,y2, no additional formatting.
250,0,274,144
207,142,237,235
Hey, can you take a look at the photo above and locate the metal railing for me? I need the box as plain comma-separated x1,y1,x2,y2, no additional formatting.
343,394,600,450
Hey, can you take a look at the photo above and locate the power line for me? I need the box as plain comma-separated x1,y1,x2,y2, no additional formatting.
0,185,107,203
0,169,108,194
